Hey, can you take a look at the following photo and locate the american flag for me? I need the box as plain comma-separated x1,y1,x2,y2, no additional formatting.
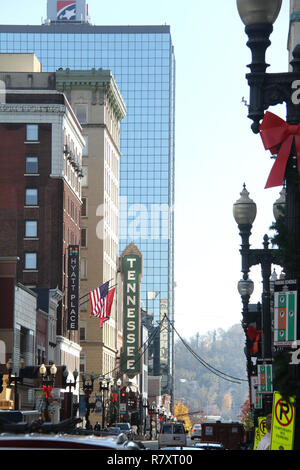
99,288,115,327
89,281,109,318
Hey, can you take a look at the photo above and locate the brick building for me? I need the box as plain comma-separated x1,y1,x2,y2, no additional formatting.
0,65,85,408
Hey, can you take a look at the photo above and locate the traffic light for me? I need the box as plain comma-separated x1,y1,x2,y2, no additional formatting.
120,387,126,403
0,372,3,393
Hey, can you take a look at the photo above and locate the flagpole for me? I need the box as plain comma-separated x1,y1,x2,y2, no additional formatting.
79,278,114,300
80,283,117,306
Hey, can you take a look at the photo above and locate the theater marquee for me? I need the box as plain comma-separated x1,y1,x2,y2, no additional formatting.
120,244,143,379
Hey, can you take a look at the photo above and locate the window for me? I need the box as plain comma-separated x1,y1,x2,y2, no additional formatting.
25,156,38,174
81,257,87,279
81,167,88,187
25,253,37,270
25,188,38,206
81,197,87,217
25,220,37,238
80,323,86,341
75,104,88,124
82,136,88,156
26,124,38,141
81,228,87,248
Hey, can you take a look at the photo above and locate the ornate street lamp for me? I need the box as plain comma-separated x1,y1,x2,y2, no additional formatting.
39,363,57,422
82,372,95,429
233,186,283,415
236,0,283,134
99,375,111,428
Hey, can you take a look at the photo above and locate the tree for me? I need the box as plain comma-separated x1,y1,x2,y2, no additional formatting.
239,397,253,432
173,401,192,434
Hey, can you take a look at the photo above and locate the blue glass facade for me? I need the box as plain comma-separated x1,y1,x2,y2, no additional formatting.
0,24,175,397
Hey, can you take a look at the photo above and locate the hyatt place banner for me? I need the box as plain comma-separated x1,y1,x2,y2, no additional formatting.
67,245,80,330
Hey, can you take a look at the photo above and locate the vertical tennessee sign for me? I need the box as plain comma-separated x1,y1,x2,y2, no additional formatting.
120,244,142,379
68,245,80,330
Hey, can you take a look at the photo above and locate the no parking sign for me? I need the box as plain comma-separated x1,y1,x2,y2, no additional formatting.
270,391,296,450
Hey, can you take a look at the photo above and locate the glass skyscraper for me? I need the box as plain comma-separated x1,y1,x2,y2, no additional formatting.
0,14,175,399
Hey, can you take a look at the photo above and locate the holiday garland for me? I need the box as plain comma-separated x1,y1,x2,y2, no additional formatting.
270,211,300,403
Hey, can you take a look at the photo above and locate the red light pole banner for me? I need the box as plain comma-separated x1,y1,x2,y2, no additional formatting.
67,245,80,330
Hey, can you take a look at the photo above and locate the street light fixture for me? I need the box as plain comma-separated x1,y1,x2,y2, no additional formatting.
82,372,95,429
236,0,282,26
99,375,111,428
39,363,57,422
233,186,283,414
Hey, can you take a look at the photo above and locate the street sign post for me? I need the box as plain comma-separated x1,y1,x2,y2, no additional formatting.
270,391,296,450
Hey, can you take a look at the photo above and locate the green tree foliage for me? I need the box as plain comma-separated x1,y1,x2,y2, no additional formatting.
174,325,249,422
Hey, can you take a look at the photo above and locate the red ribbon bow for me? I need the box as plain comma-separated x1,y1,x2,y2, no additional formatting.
247,325,262,355
42,385,53,399
259,111,300,188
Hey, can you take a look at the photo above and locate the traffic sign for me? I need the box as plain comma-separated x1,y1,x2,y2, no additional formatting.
270,391,296,450
258,416,267,437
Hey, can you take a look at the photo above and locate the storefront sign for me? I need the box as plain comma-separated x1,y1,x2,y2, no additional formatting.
67,245,80,330
120,244,142,379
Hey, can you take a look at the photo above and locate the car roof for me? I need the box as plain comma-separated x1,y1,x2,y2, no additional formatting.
0,433,129,450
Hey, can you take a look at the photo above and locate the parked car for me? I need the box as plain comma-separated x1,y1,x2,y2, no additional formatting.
191,424,202,440
194,441,226,450
0,433,141,450
112,423,133,440
158,422,187,449
107,427,121,435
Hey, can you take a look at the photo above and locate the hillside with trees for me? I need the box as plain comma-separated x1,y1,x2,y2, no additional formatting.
174,324,249,424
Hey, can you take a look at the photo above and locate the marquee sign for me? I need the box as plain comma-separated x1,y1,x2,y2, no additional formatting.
120,244,142,379
67,245,80,330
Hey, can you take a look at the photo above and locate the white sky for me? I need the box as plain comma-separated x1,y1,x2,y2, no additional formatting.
0,1,291,338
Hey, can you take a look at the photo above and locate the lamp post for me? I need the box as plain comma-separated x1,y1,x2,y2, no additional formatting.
98,375,111,428
63,368,78,419
6,358,24,411
237,0,300,449
233,185,284,415
82,372,95,429
39,363,57,422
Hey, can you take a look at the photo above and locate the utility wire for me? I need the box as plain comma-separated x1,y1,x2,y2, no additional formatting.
165,316,247,384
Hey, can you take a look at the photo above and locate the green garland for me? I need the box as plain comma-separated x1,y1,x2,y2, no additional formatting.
270,211,300,403
270,214,300,280
272,350,299,404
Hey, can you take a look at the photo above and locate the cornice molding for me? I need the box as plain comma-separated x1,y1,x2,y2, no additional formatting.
0,103,66,114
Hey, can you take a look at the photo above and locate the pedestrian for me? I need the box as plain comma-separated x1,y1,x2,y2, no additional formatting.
94,421,100,432
257,414,272,450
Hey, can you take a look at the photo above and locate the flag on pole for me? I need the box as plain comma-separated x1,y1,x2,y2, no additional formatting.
99,287,115,327
89,281,109,318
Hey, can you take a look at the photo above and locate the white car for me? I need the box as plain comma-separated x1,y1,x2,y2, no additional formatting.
191,424,202,440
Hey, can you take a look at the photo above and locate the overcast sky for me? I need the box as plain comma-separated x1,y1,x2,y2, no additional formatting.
0,1,291,339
